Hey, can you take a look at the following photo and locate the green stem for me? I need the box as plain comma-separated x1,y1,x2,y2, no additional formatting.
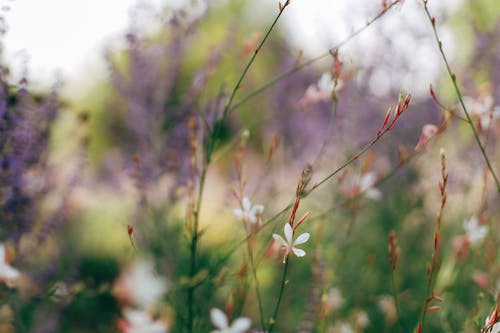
422,1,500,192
268,258,290,333
187,165,207,333
207,4,290,162
245,238,266,332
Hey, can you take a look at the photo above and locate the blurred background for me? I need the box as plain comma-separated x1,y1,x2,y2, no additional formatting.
0,0,499,332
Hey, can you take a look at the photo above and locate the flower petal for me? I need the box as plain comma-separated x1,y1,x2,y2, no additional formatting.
210,308,228,329
242,197,251,211
0,265,19,280
231,317,251,332
360,172,376,191
233,209,244,219
272,234,288,247
365,188,382,201
251,204,264,216
490,322,500,333
292,247,306,257
294,232,310,245
0,245,5,261
284,223,293,243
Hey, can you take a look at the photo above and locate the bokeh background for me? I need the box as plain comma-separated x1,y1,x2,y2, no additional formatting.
0,0,499,332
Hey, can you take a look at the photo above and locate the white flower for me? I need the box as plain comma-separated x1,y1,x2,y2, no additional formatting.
463,95,500,131
464,216,487,246
118,308,168,333
113,260,168,309
210,308,251,333
317,72,335,93
233,197,264,225
359,172,382,201
0,244,20,283
489,322,500,333
480,106,500,130
272,223,310,263
299,72,343,107
484,313,500,333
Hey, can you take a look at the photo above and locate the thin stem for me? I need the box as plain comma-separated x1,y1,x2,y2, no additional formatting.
187,165,207,333
244,231,266,331
186,5,290,331
268,258,290,333
417,149,447,332
230,0,402,113
207,3,290,162
312,100,339,167
422,1,500,192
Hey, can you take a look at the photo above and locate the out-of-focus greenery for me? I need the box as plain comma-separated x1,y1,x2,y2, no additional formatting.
1,0,500,332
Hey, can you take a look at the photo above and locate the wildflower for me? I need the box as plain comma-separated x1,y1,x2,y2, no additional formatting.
464,216,487,246
117,308,168,333
463,94,500,131
233,197,264,225
483,312,500,333
113,260,168,309
0,244,20,283
323,288,344,313
210,308,251,333
488,321,500,333
317,72,335,93
343,172,381,201
272,223,310,263
299,72,342,107
359,172,382,200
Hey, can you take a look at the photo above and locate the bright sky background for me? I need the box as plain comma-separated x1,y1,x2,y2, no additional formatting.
2,0,463,97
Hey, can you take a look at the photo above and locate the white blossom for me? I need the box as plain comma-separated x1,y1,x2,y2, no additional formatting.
484,313,500,333
317,72,335,93
272,223,310,263
463,95,500,131
113,260,168,309
299,72,343,107
210,308,251,333
359,172,382,201
464,216,487,246
233,197,264,225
